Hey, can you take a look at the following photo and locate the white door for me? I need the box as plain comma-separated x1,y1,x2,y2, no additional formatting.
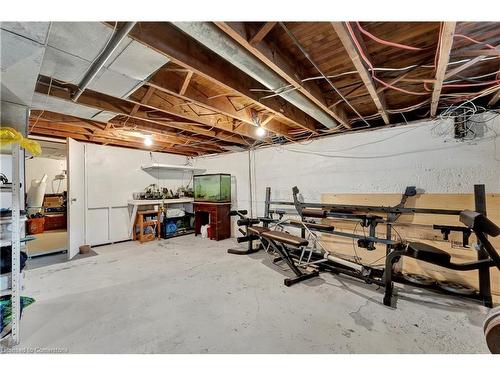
67,138,85,259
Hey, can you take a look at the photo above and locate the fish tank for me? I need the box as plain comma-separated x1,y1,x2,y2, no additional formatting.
193,174,231,202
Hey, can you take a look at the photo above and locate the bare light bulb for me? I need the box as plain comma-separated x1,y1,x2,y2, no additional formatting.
256,126,266,137
144,135,153,146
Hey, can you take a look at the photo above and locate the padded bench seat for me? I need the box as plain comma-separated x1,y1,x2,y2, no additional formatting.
247,226,270,235
405,242,451,265
261,230,309,247
289,220,334,231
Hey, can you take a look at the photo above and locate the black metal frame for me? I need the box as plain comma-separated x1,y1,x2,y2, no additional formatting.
256,184,499,308
264,238,319,286
227,210,263,255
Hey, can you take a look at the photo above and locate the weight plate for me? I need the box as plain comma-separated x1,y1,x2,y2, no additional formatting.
437,280,476,295
484,306,500,332
484,315,500,354
403,273,436,286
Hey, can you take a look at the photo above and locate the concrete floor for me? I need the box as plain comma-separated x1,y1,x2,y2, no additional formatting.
17,235,490,353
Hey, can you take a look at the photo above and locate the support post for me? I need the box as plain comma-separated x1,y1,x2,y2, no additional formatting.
474,184,493,307
263,187,271,228
10,143,21,345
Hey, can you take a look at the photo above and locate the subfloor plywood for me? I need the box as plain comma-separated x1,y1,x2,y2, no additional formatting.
18,236,492,353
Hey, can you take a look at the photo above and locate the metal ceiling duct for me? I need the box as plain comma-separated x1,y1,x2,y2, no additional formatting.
71,22,137,101
172,22,338,129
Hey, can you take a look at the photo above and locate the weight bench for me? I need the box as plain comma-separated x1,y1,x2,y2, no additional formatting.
248,227,320,286
383,210,500,306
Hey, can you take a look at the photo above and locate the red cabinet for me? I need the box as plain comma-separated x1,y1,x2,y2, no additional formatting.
193,202,231,241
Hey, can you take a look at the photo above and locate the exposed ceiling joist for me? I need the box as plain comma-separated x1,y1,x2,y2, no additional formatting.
131,85,262,140
444,55,485,80
456,49,500,57
331,22,390,124
215,22,351,129
35,77,250,146
29,110,225,153
129,85,156,117
179,71,193,96
118,22,319,133
30,127,200,156
431,22,457,117
249,22,277,45
147,68,291,136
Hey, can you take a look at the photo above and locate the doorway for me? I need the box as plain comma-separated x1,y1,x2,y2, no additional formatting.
25,140,68,260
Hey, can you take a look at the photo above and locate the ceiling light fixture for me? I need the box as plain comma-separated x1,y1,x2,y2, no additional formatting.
256,126,266,137
144,135,153,146
251,109,266,138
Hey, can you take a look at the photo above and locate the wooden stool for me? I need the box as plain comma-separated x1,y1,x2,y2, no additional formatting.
133,209,161,243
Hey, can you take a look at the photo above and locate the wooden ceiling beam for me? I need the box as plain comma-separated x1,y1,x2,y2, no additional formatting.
444,55,485,80
35,78,215,137
131,85,262,140
248,22,277,45
38,75,257,143
30,122,204,156
29,110,226,153
130,85,156,117
118,22,318,133
31,120,94,137
331,22,390,124
30,111,106,132
179,71,193,96
30,127,199,156
35,77,249,146
107,117,225,153
455,49,500,57
147,68,291,136
215,22,351,130
431,22,457,117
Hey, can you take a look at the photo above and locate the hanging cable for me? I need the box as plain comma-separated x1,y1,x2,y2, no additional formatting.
355,22,426,51
279,22,372,128
454,34,497,50
345,22,430,96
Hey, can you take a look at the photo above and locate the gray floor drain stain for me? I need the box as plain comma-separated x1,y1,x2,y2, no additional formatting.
349,301,373,331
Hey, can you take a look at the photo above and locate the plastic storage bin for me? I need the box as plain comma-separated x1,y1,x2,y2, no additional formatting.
193,174,231,202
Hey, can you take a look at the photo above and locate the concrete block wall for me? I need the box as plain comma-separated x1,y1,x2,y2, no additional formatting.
193,113,500,220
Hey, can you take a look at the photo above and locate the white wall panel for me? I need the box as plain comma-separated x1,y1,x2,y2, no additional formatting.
193,114,500,220
87,208,109,246
109,207,130,242
84,143,190,245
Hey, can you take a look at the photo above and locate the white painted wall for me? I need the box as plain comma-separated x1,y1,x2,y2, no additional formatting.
25,156,67,194
193,114,500,222
1,101,28,211
0,154,14,209
84,143,190,245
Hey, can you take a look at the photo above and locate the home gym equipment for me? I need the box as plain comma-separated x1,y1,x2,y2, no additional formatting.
230,184,500,308
382,209,500,306
227,210,265,255
251,226,320,285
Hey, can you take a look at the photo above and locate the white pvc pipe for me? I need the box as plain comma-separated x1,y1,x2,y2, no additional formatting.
326,254,364,272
